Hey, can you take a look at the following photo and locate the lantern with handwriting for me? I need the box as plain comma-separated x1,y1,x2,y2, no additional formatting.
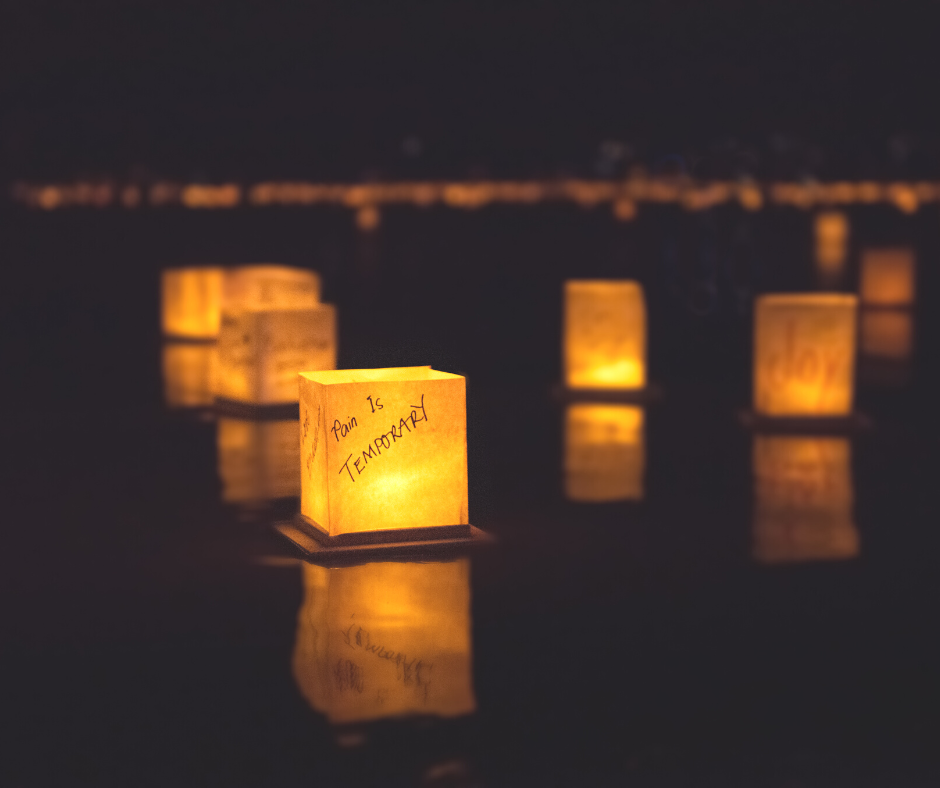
299,366,468,542
217,417,300,503
564,404,644,502
293,559,475,724
162,342,218,407
217,306,337,406
752,435,858,563
859,248,916,308
161,267,224,339
753,294,858,418
223,265,320,311
564,280,646,390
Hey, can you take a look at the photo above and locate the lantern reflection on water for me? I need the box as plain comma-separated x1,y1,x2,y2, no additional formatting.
859,248,916,308
162,342,218,408
292,559,475,724
860,309,914,361
564,280,646,390
564,404,644,502
161,267,224,339
223,265,321,311
752,435,858,563
217,417,299,503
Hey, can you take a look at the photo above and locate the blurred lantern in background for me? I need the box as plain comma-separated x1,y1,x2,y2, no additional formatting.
857,248,916,386
223,265,321,312
814,211,849,288
162,342,218,408
564,404,644,502
753,294,858,418
217,417,300,504
859,248,916,308
161,267,224,339
860,310,914,362
564,280,647,391
293,559,475,724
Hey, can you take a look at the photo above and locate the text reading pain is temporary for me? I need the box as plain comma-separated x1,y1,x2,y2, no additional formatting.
338,395,428,482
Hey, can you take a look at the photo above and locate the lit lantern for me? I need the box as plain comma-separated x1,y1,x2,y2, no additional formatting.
217,417,300,503
814,211,849,286
223,265,320,311
564,404,644,502
753,294,858,418
859,248,916,308
217,306,337,406
293,558,475,724
161,267,224,339
564,280,646,390
298,366,468,541
860,309,914,361
752,435,858,563
162,341,218,408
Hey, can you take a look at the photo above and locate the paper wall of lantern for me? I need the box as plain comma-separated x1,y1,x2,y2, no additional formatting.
814,211,849,288
859,248,916,308
292,558,475,724
161,267,224,340
223,265,320,312
217,417,300,504
752,435,858,563
162,341,218,408
564,404,644,502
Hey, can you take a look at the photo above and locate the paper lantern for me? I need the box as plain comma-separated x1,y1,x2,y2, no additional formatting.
814,211,849,286
162,341,218,407
752,435,858,563
217,306,337,406
161,267,224,339
223,265,320,311
564,404,644,502
753,294,858,418
564,280,646,390
859,248,916,307
860,309,914,360
293,558,475,724
299,366,468,541
217,417,299,503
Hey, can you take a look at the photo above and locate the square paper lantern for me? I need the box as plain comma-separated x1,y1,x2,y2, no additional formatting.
162,341,218,407
814,211,849,286
859,248,916,307
753,294,858,418
293,559,475,724
217,417,300,503
161,267,224,339
223,265,320,311
752,435,858,563
299,366,468,539
860,309,914,360
564,404,644,502
564,280,646,390
217,306,337,405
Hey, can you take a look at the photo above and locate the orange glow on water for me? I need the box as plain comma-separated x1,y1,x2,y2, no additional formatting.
565,404,644,502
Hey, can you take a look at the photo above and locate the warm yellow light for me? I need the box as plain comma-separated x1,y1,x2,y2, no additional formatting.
612,198,637,221
217,306,337,405
814,211,849,286
752,436,858,563
753,294,857,418
564,404,644,502
356,205,381,231
162,342,218,407
564,280,646,390
859,248,916,307
860,309,913,360
223,265,321,312
217,417,299,503
293,559,475,724
299,367,468,537
161,267,224,339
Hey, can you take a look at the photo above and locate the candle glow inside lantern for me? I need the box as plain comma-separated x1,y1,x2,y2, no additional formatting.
564,404,644,502
217,417,300,503
752,435,858,563
859,248,916,308
162,342,218,407
292,558,475,724
753,294,858,418
564,280,646,390
223,265,321,312
299,366,468,541
161,267,224,339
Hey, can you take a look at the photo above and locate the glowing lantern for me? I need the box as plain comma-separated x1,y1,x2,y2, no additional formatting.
814,211,849,286
564,280,647,390
223,265,321,312
753,294,857,418
859,248,916,308
752,435,858,563
217,417,300,503
161,267,224,339
298,366,468,541
217,306,337,406
564,404,644,502
293,558,475,724
860,310,914,361
162,342,218,408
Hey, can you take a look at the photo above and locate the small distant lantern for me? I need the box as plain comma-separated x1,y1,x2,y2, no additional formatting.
298,366,468,543
859,248,916,308
162,342,218,408
564,404,644,502
293,559,475,724
223,265,321,312
814,211,849,287
217,306,337,407
564,280,647,391
161,267,224,339
217,417,300,504
752,435,858,563
860,310,914,361
753,294,858,418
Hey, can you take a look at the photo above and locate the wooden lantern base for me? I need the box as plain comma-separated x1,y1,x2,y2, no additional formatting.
214,397,300,420
553,382,662,404
739,410,871,435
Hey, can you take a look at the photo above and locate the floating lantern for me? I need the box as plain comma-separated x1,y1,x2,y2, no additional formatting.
161,267,224,339
162,342,218,408
753,294,858,418
814,211,849,286
564,404,644,502
752,435,858,563
217,417,300,503
223,265,321,312
860,309,914,361
564,280,646,390
859,248,916,308
298,366,468,542
293,558,475,724
217,306,337,406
